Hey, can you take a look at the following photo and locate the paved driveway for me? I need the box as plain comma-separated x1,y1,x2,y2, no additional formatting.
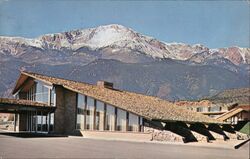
0,133,249,159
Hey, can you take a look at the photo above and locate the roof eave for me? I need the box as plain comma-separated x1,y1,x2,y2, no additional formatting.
12,71,53,95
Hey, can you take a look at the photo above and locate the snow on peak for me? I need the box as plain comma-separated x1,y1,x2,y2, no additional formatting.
0,36,42,49
86,24,138,48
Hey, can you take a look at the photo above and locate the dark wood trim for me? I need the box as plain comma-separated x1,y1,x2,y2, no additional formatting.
93,99,97,130
126,112,129,131
14,113,17,132
114,107,117,131
84,95,87,130
75,93,78,129
138,116,141,132
104,103,107,130
48,112,51,133
141,118,145,132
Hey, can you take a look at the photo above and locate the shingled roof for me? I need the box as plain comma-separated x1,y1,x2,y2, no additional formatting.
13,71,222,124
216,108,244,121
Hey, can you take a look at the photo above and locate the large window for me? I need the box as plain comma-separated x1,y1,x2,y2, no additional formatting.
116,109,127,131
196,107,204,112
105,105,115,131
50,88,56,106
27,84,36,101
26,81,55,106
75,94,143,132
128,113,139,132
77,94,85,130
95,101,104,131
210,106,222,112
36,82,49,103
86,97,95,130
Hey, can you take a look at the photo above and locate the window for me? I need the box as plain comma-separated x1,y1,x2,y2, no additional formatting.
95,101,104,131
196,107,203,112
116,109,127,131
86,97,94,130
50,88,56,106
36,115,46,132
49,113,54,132
77,94,85,130
105,105,115,131
36,82,49,103
208,107,211,112
128,113,139,132
27,84,36,101
210,106,222,112
26,81,54,105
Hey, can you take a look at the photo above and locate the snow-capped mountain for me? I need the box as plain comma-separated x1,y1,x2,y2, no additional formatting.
1,24,249,65
0,24,249,99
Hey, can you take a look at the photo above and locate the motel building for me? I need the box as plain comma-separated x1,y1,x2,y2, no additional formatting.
0,71,248,142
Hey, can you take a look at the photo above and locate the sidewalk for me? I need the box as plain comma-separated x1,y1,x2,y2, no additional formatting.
69,135,248,149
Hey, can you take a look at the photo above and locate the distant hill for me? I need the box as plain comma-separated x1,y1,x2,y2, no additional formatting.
17,59,249,101
204,88,250,104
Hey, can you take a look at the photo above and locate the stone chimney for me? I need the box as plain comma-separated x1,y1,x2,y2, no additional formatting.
97,81,113,89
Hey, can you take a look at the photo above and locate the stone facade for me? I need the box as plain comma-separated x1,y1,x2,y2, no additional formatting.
63,89,77,134
54,86,77,134
54,86,66,133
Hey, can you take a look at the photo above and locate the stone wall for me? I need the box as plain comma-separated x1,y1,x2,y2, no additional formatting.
54,86,77,134
144,126,183,142
54,86,66,133
63,89,77,134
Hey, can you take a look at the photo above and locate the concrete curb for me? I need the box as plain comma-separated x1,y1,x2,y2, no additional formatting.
234,138,250,149
69,136,238,149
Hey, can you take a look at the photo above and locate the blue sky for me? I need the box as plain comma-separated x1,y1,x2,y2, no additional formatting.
0,0,249,48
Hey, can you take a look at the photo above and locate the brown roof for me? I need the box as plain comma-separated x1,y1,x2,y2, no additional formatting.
238,105,250,111
216,108,244,121
174,100,213,107
13,71,222,124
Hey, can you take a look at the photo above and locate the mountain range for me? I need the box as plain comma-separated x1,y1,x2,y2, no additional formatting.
0,24,249,100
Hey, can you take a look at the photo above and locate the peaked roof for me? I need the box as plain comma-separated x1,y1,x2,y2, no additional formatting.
216,108,244,121
13,71,222,124
216,105,250,121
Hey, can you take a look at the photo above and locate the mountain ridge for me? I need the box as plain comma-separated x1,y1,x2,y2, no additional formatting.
1,24,249,65
0,24,249,100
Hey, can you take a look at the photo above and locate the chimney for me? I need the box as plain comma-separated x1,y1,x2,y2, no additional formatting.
97,81,113,89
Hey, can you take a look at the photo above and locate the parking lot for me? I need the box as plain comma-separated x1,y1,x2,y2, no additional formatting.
0,132,249,159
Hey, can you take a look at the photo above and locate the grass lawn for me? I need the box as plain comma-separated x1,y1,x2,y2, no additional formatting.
239,122,250,135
